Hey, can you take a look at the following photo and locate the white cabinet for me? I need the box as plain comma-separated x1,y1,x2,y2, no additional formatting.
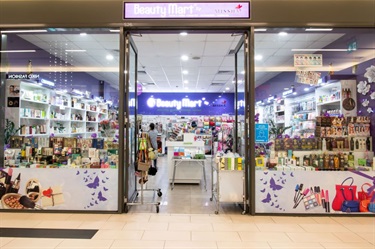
315,80,357,117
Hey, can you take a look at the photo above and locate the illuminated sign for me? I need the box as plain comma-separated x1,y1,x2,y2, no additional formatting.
124,2,250,19
6,73,40,80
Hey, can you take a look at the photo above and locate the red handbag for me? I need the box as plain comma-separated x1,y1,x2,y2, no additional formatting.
332,177,358,211
358,183,374,201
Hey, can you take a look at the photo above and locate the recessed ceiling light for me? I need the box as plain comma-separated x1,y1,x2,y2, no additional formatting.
181,55,189,61
255,55,263,61
225,87,230,90
0,50,36,53
1,29,47,33
305,28,333,32
278,32,288,36
241,70,245,75
109,29,120,32
293,92,297,95
254,28,267,32
183,80,188,84
65,49,86,52
304,87,309,91
180,32,188,36
80,33,87,36
106,54,114,60
182,70,188,75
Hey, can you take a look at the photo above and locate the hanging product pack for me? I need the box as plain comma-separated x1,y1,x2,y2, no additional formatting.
137,149,150,171
332,177,358,211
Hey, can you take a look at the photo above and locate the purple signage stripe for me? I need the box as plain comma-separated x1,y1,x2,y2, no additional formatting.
124,2,250,19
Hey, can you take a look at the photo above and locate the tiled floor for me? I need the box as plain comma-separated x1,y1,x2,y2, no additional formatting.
0,156,374,248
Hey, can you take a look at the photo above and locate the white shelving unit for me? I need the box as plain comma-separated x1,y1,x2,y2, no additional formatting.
5,79,108,140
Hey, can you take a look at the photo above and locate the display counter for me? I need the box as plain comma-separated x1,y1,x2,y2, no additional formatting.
166,141,205,184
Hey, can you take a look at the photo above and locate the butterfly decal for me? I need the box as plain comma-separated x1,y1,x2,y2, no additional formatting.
275,205,279,208
84,178,88,182
103,187,108,191
101,170,106,174
84,170,88,174
235,4,242,9
76,171,80,175
261,193,271,203
282,172,286,176
260,188,265,193
270,177,283,191
260,178,263,181
86,176,100,189
290,172,294,177
95,200,98,205
274,194,278,197
98,191,107,202
263,172,269,175
91,192,95,196
282,179,286,184
90,202,94,206
270,202,274,206
102,180,106,184
263,181,268,185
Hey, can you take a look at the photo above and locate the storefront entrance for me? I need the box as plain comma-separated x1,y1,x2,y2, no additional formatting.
121,30,253,214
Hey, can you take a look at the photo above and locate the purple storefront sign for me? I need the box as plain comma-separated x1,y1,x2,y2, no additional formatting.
124,2,250,19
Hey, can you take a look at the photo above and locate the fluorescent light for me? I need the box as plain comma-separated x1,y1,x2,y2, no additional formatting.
181,55,189,61
182,70,188,75
65,49,86,52
254,28,267,32
0,50,36,53
291,48,348,52
80,33,87,36
183,80,189,84
106,54,114,60
304,87,310,91
279,32,288,36
255,55,263,61
1,29,47,33
225,87,230,90
180,32,188,36
110,29,120,32
305,28,333,31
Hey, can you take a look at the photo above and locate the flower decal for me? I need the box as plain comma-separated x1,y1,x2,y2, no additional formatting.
364,65,375,83
357,80,371,95
362,99,369,107
367,107,373,113
371,92,375,100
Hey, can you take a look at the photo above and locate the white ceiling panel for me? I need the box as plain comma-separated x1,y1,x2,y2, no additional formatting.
203,42,233,56
201,57,224,67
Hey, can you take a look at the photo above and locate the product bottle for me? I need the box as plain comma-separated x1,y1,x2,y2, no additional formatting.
344,137,349,149
322,138,327,151
350,137,354,150
348,152,354,167
366,137,371,151
9,173,21,193
355,138,359,150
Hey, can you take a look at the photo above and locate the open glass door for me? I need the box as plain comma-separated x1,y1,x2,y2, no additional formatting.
233,31,251,214
122,31,138,211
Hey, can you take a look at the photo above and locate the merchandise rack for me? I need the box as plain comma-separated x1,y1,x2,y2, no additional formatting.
127,171,162,213
210,157,246,214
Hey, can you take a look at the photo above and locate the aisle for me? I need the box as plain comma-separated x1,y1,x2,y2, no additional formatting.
128,155,243,214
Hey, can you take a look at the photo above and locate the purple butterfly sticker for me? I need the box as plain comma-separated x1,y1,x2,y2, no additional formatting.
270,177,283,191
98,191,107,201
261,193,271,203
86,176,100,189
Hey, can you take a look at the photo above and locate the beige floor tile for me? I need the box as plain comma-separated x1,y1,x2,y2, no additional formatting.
107,214,151,222
320,242,375,249
0,237,14,247
27,213,73,221
68,214,112,222
165,241,217,249
0,238,63,248
110,240,164,249
93,230,143,240
352,217,375,225
190,215,233,223
149,215,190,223
271,216,317,224
343,224,375,233
213,223,259,232
56,239,113,248
192,231,241,241
123,222,168,231
100,221,126,230
286,232,342,243
229,215,274,224
300,223,351,232
169,222,213,231
256,223,303,233
34,220,83,229
268,242,324,249
311,217,339,224
142,230,191,241
217,241,270,248
0,219,42,228
238,232,291,242
357,232,375,244
331,217,362,225
333,232,369,243
78,221,107,229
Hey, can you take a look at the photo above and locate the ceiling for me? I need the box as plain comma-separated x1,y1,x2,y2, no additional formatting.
5,28,375,93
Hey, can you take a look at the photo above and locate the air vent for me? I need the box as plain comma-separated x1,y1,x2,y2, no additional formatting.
217,70,234,75
141,82,155,86
210,82,226,86
138,70,147,75
227,49,235,55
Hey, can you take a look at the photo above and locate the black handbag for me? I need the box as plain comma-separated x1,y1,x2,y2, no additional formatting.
340,188,359,212
148,166,157,176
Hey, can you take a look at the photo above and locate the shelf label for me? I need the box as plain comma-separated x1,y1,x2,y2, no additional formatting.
255,123,269,143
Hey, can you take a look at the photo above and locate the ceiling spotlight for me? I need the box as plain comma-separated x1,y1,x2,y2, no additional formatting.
304,87,310,91
278,32,288,36
80,33,87,36
225,87,230,90
183,80,189,84
180,32,188,36
181,55,189,61
293,92,297,95
255,55,263,61
106,54,114,60
182,70,188,75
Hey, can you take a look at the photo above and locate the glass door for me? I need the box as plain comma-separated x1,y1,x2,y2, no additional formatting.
233,31,251,214
122,31,138,212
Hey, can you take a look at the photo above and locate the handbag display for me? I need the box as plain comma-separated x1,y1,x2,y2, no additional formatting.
148,165,157,176
358,183,374,201
368,203,375,213
137,149,150,171
340,188,359,213
332,177,358,211
359,199,370,212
